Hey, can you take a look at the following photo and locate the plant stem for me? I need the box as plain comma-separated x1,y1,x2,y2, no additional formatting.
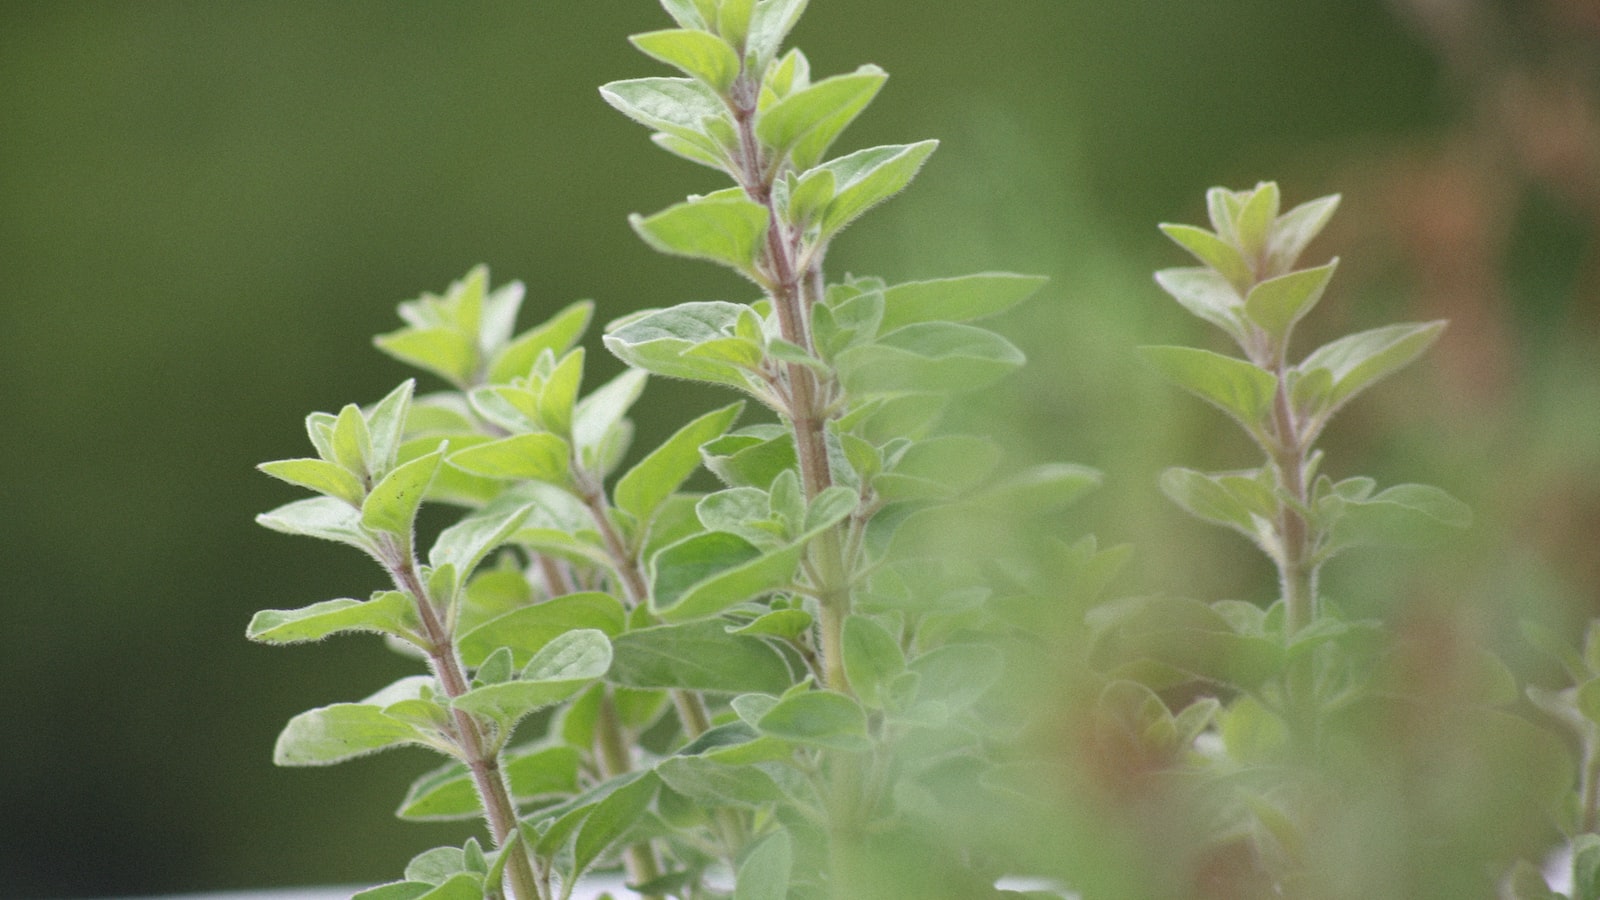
1267,354,1320,746
730,75,854,695
594,692,665,898
384,541,544,900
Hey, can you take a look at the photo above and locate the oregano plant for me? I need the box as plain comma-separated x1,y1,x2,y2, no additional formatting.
251,2,1087,898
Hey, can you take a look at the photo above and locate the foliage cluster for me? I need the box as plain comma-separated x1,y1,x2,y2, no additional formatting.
250,3,1597,898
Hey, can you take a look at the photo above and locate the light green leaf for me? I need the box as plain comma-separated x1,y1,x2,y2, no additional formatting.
649,530,805,621
399,745,582,821
458,592,627,668
1266,193,1340,275
604,301,762,391
655,755,788,809
1141,345,1277,432
599,76,726,145
877,272,1047,333
1324,483,1471,556
1158,223,1252,291
572,368,649,461
351,883,430,900
617,402,744,522
573,772,660,881
784,165,835,228
1153,267,1247,341
658,0,707,30
258,458,367,508
1574,833,1600,900
248,592,420,645
374,327,478,390
630,193,770,275
1298,321,1446,412
747,0,809,64
701,426,797,488
756,689,869,751
361,445,445,537
488,299,594,385
631,28,741,92
274,676,439,766
452,629,613,726
1159,466,1274,537
842,614,905,709
331,403,373,477
257,496,380,558
757,67,885,158
1243,260,1337,342
365,380,416,479
428,502,534,580
818,140,938,239
835,321,1024,396
728,607,813,639
609,620,795,694
909,643,1004,712
734,831,793,900
1233,181,1280,262
446,433,572,486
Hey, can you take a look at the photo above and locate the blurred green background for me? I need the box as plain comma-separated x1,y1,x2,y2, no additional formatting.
3,1,1597,896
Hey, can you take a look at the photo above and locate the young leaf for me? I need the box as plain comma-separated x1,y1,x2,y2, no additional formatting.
361,445,446,537
258,458,368,508
655,755,789,809
1298,321,1446,412
1243,259,1337,344
488,299,594,385
365,379,417,479
572,772,660,882
458,592,627,668
608,620,795,694
446,433,572,487
1140,345,1277,433
630,193,771,276
842,614,906,709
1232,181,1280,263
427,502,534,580
600,76,726,145
257,496,381,559
1323,482,1471,556
877,272,1048,334
274,676,440,766
572,368,650,463
756,690,870,751
604,301,763,391
835,321,1025,397
452,629,613,726
649,530,806,621
616,401,745,522
631,28,741,92
1158,223,1253,292
374,328,478,390
399,746,582,821
756,67,885,159
817,140,938,239
734,831,793,900
747,0,809,65
1158,466,1273,538
248,592,421,646
1265,193,1340,275
701,427,798,488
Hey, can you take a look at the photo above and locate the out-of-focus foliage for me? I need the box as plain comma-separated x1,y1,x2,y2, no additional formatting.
1,0,1597,897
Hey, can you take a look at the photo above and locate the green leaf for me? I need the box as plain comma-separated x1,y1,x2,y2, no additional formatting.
351,883,430,900
428,502,534,580
248,592,420,645
452,629,613,726
365,380,417,479
617,402,744,522
374,328,478,390
747,0,809,65
604,301,763,391
655,755,788,809
258,457,367,508
728,607,813,639
257,496,380,559
331,403,374,477
1233,181,1280,262
1159,466,1275,537
1158,223,1252,291
842,614,905,709
572,368,650,463
573,772,660,880
784,165,836,228
631,28,741,92
649,531,805,621
1152,267,1247,341
630,193,770,275
1298,321,1446,413
701,426,797,488
398,745,582,821
909,643,1004,712
877,272,1047,333
273,676,438,766
756,689,869,751
1266,193,1340,275
835,322,1024,396
488,299,594,385
1243,260,1337,343
817,140,938,239
609,620,795,694
757,67,885,158
1324,482,1471,555
361,445,445,537
734,831,793,900
600,76,726,145
458,592,627,668
446,433,572,486
1503,860,1560,900
1141,345,1277,432
1574,833,1600,900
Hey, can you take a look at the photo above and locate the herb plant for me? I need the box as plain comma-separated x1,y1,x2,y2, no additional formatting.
250,2,1077,898
248,3,1578,899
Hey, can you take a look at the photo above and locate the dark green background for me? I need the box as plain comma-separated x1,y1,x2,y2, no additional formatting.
3,2,1596,896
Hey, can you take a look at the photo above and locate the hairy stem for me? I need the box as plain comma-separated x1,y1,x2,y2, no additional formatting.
385,540,543,900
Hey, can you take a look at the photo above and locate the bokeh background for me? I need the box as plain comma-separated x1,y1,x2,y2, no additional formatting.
3,0,1598,895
